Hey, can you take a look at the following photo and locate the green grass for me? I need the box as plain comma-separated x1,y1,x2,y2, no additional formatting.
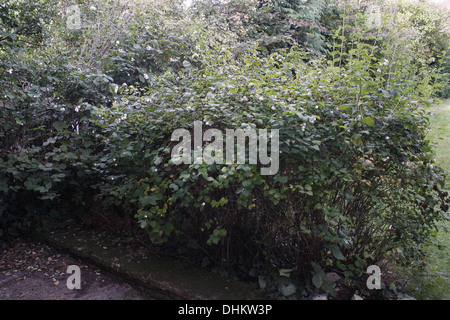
427,99,450,182
405,99,450,300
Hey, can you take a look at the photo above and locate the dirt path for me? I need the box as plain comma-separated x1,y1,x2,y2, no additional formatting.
0,238,155,300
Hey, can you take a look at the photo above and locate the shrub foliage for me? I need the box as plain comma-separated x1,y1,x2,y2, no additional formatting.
1,0,449,297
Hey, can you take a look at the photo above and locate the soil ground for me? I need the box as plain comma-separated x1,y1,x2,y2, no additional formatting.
0,237,155,300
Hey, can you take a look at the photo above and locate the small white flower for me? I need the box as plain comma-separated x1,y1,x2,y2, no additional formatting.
143,73,149,80
7,68,12,74
90,5,96,11
377,68,382,73
386,136,390,140
202,202,206,206
116,40,120,45
74,106,80,112
60,107,65,112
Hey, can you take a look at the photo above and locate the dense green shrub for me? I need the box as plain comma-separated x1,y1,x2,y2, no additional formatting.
84,40,448,296
0,52,109,234
191,0,340,56
0,0,57,51
0,0,448,298
0,0,113,234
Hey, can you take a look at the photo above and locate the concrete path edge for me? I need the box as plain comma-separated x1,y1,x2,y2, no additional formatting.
34,224,266,300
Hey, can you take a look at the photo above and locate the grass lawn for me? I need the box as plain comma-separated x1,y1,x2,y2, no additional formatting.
427,99,450,182
405,99,450,300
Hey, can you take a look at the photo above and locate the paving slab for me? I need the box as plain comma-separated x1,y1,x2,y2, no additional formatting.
0,238,154,300
35,224,265,300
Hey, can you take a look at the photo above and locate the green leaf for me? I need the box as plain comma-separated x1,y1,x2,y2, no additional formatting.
351,134,362,146
332,247,345,260
154,156,163,165
321,281,337,298
312,274,322,288
242,179,252,187
140,220,148,228
362,116,375,127
279,268,293,277
140,193,163,207
381,90,391,98
361,88,371,95
280,283,297,296
278,176,288,183
53,121,67,132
